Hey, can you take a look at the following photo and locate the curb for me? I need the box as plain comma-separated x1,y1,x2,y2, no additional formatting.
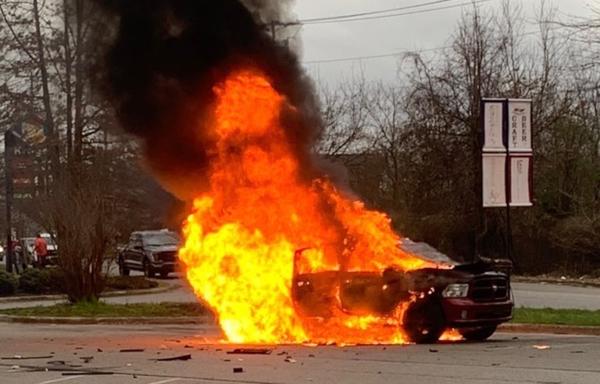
499,323,600,336
0,282,181,304
0,314,214,325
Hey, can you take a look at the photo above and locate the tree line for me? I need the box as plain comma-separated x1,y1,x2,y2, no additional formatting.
319,2,600,274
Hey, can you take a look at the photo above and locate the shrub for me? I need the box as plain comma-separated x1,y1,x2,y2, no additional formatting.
0,271,18,296
105,276,158,291
18,268,65,295
18,269,50,294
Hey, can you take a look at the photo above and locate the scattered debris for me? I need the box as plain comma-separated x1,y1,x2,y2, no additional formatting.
80,357,94,363
227,348,272,355
512,337,519,340
284,357,297,363
97,348,103,353
233,367,244,373
155,354,192,362
47,361,66,366
2,355,54,360
308,354,315,358
120,349,145,353
571,351,584,354
223,359,231,362
184,345,194,349
429,349,439,353
10,365,20,370
532,345,551,350
276,351,287,356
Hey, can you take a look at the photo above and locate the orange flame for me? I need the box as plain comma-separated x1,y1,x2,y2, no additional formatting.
178,69,432,344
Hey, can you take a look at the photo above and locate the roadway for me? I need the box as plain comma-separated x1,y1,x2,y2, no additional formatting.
2,274,600,311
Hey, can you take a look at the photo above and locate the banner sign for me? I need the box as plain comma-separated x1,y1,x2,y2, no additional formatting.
481,98,533,208
482,99,506,152
510,155,533,207
508,99,532,152
482,154,507,207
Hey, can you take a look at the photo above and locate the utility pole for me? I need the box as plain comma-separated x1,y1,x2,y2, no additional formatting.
4,130,13,273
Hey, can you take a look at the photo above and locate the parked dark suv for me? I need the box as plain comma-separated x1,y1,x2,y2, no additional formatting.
292,239,513,343
118,230,180,278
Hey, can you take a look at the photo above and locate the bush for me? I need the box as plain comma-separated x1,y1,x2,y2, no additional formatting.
18,268,65,295
0,271,18,296
105,276,158,291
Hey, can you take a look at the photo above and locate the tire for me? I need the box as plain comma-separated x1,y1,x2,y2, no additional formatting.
459,325,497,342
403,299,445,344
143,259,155,278
118,258,130,277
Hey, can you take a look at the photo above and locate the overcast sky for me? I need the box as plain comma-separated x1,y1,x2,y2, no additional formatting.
292,0,593,85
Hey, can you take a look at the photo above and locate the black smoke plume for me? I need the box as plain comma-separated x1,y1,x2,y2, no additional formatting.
91,0,321,199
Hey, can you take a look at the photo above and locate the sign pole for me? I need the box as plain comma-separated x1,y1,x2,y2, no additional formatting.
503,101,513,263
4,130,13,273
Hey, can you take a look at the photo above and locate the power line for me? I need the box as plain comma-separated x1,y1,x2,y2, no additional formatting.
300,0,456,23
303,46,448,65
280,0,497,27
303,27,563,65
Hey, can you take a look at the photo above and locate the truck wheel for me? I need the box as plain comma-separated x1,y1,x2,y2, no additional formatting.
118,258,130,276
403,299,445,344
459,325,497,341
143,259,155,278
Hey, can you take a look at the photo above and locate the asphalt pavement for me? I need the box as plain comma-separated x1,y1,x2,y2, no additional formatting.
512,282,600,310
0,323,599,384
3,274,600,311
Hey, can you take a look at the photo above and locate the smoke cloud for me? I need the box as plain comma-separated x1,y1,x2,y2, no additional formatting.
90,0,321,200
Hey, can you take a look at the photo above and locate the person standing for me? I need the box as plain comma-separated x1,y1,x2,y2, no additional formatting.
10,240,22,274
34,234,48,268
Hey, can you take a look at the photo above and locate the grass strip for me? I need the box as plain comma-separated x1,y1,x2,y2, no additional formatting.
0,301,208,318
512,307,600,327
2,303,600,327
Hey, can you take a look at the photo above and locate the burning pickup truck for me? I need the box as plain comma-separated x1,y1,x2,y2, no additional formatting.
292,239,513,344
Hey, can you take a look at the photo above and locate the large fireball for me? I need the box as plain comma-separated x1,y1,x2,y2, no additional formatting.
178,70,431,344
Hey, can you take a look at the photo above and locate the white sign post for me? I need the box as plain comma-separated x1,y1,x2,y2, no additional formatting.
481,98,533,262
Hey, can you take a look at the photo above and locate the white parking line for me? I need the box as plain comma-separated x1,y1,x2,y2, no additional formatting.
147,379,183,384
36,376,84,384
